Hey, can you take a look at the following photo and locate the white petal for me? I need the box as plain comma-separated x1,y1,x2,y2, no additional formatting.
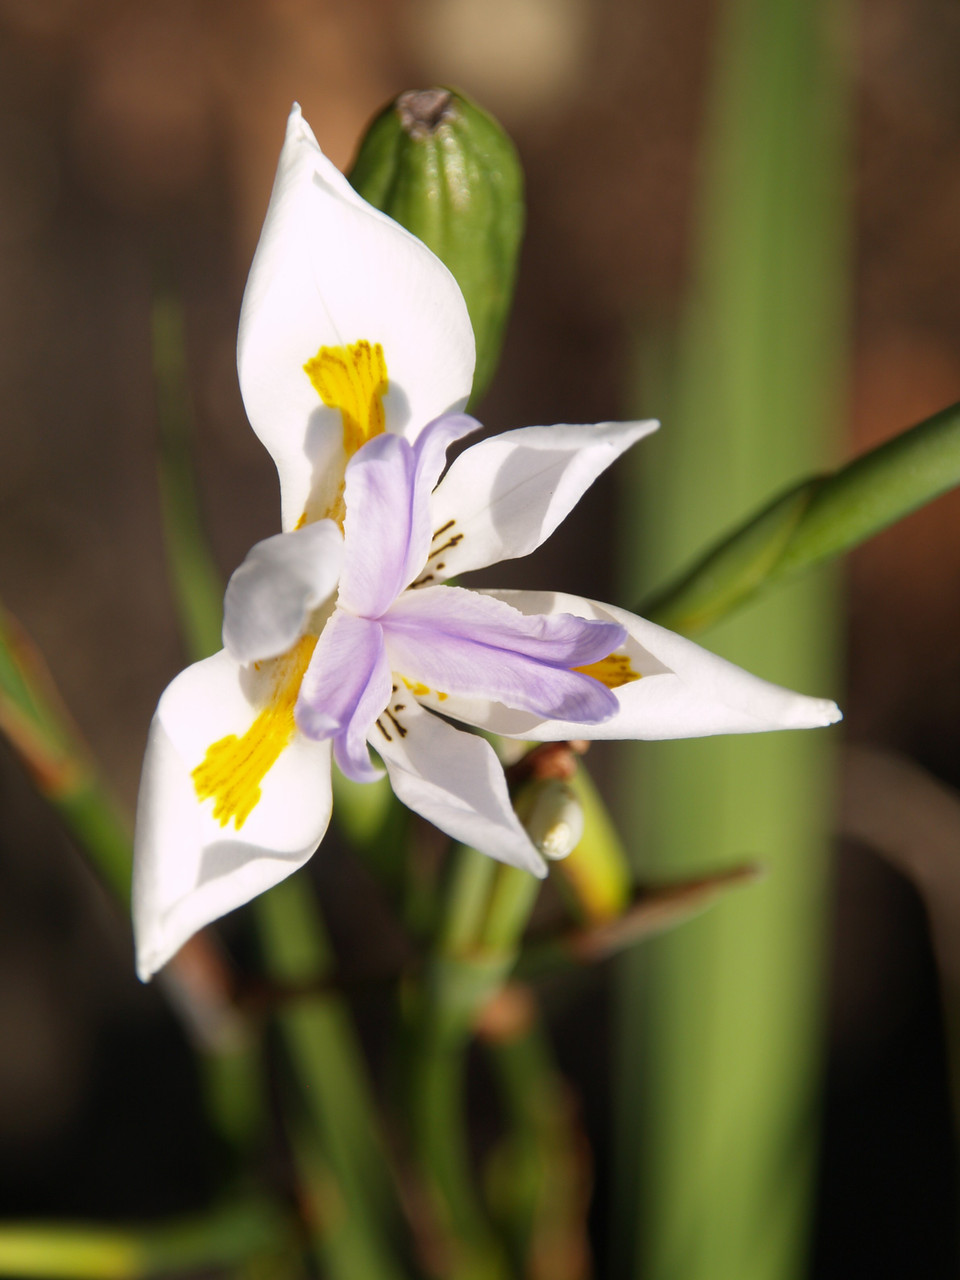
223,520,343,664
372,698,546,877
432,589,842,741
133,649,333,981
427,419,659,578
238,105,476,530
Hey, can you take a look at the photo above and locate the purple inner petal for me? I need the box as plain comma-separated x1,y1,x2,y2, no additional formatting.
295,610,391,782
339,415,480,619
338,434,417,618
381,586,626,724
403,413,482,584
412,412,482,494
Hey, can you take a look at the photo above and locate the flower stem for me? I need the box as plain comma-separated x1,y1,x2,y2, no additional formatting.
639,399,960,637
479,990,591,1280
408,1011,508,1280
0,1199,292,1279
254,875,411,1280
407,847,541,1279
151,277,224,662
0,604,132,904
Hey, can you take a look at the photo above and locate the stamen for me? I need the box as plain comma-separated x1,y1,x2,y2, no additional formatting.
192,637,316,830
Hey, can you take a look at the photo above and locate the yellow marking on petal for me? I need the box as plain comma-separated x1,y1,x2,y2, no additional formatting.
573,652,641,690
401,676,431,697
192,637,317,830
303,340,388,459
401,676,449,702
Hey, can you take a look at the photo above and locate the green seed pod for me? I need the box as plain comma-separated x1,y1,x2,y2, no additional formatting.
348,87,524,406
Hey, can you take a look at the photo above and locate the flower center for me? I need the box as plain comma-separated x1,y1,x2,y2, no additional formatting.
192,637,317,829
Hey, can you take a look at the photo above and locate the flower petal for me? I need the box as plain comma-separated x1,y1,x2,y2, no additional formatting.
382,585,625,723
133,649,333,981
237,105,476,531
339,434,417,618
430,589,842,739
411,412,482,494
427,419,659,578
223,520,343,664
339,414,480,617
372,698,546,876
295,610,392,782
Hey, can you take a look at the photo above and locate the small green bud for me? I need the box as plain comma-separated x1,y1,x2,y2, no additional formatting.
348,87,524,405
514,778,584,861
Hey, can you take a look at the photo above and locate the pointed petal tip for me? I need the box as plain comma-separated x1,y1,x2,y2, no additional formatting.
133,925,177,984
135,953,160,984
286,101,312,143
788,694,843,729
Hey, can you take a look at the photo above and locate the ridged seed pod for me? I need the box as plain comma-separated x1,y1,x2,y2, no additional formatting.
348,87,524,405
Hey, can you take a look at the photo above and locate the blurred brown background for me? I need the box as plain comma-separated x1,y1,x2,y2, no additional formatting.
2,0,960,1273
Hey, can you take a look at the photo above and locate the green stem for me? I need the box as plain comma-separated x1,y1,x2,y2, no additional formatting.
0,606,133,904
151,282,224,662
482,1006,590,1280
406,847,544,1279
640,398,960,635
51,784,133,905
481,867,539,955
442,843,500,955
255,876,410,1280
0,1200,292,1280
409,1012,508,1280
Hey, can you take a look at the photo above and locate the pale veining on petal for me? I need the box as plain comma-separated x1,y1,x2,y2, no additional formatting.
192,636,317,829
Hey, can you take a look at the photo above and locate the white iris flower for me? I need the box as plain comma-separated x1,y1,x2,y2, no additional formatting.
132,106,840,981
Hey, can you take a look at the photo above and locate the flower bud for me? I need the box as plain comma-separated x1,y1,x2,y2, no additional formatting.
514,778,585,861
348,87,524,404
